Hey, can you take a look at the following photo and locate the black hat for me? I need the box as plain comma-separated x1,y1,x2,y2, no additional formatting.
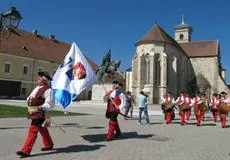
38,71,53,81
118,82,123,86
221,91,227,95
140,91,145,95
196,91,201,95
167,91,173,95
112,80,118,84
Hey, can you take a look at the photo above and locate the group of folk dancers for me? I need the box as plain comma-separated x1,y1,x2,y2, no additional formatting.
16,70,230,158
161,91,230,128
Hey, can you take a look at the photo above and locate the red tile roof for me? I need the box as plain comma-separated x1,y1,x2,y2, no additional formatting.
179,41,218,57
0,29,98,71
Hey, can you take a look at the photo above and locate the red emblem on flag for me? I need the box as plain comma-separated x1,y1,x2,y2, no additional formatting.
73,62,86,80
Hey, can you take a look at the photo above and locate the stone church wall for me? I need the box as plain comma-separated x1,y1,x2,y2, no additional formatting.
189,57,228,97
165,44,189,96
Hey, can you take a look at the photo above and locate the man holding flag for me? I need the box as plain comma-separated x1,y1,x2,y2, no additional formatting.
17,42,97,157
17,71,55,158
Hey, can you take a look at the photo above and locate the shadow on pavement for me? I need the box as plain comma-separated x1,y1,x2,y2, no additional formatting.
86,126,105,129
201,123,217,127
0,126,27,130
82,132,154,143
149,122,164,125
184,122,197,125
61,123,79,126
0,124,85,130
30,144,105,157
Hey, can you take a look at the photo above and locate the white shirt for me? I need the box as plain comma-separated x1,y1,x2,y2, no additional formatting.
161,96,175,104
28,86,55,111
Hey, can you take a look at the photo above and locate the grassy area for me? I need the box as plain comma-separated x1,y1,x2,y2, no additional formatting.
0,104,88,118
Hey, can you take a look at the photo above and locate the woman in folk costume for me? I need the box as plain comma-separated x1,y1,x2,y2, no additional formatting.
209,93,220,123
193,91,202,126
175,91,187,125
17,71,55,157
161,92,175,124
218,91,230,128
105,81,126,141
185,94,193,121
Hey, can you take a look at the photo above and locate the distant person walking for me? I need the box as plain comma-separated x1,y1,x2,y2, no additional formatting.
138,91,150,124
124,91,134,119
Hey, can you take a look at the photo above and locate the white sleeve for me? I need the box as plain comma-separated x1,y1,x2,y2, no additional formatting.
119,93,126,114
175,97,179,103
225,98,230,103
39,89,55,111
160,98,166,104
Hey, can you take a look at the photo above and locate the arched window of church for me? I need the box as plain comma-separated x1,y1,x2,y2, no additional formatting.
140,54,146,85
167,57,170,86
177,59,180,89
145,53,150,84
180,34,184,40
154,53,160,85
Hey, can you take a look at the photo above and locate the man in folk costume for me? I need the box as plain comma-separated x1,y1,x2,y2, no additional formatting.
105,81,126,141
175,91,187,125
209,93,220,123
17,71,55,157
193,91,202,126
185,94,193,121
218,91,229,128
199,93,208,121
161,92,175,124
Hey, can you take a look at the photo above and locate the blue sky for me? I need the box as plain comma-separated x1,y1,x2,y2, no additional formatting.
1,0,230,82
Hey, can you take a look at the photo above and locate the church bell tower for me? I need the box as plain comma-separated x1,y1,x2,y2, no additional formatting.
174,16,193,43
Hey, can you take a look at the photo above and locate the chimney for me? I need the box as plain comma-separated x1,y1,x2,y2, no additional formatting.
33,29,38,36
49,34,55,40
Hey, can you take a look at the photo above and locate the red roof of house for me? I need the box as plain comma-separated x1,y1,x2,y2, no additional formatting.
0,29,98,71
179,40,218,57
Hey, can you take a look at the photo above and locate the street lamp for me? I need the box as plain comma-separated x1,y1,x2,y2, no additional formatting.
0,7,22,30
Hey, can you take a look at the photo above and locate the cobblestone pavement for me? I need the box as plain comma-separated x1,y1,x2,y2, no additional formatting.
1,100,230,160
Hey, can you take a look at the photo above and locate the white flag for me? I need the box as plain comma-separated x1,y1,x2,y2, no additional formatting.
51,43,97,109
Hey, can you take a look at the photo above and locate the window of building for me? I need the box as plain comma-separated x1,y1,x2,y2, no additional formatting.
145,53,151,84
4,63,11,73
167,57,170,86
180,34,184,40
21,88,26,95
23,65,28,75
177,59,180,90
154,54,160,85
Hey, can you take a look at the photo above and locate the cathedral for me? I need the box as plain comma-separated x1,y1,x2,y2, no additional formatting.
131,20,229,104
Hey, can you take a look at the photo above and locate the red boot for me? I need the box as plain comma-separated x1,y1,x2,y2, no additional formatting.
180,112,185,125
166,112,172,124
196,115,201,126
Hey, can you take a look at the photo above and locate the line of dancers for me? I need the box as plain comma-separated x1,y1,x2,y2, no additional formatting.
161,91,230,128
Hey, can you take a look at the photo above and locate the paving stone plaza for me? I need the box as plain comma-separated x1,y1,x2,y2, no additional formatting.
0,100,230,160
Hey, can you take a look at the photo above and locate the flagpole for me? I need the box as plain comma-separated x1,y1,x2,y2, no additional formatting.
51,119,66,133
